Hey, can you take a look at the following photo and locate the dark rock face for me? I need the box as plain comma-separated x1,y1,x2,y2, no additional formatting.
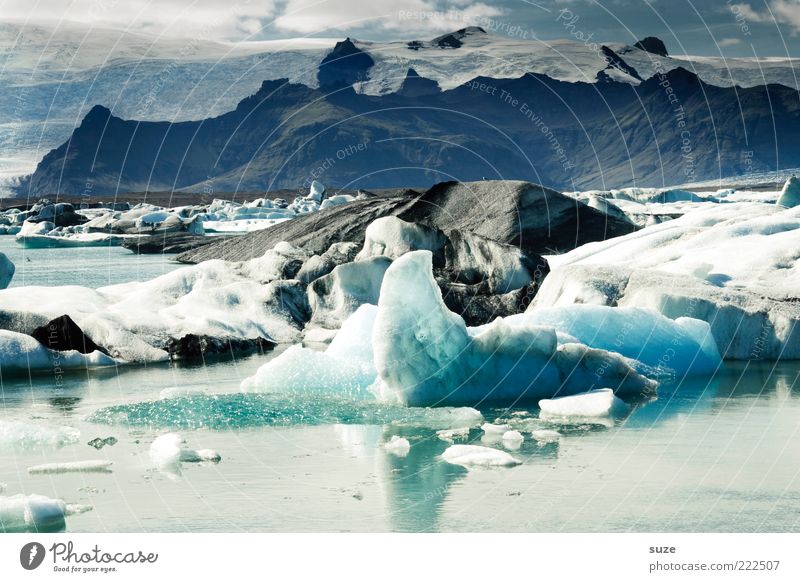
31,314,104,354
19,64,800,196
431,26,487,48
599,46,642,82
165,334,276,361
438,281,539,327
397,68,441,97
317,38,375,88
441,229,549,294
122,233,230,254
178,180,636,264
634,37,668,57
398,180,638,256
178,196,418,262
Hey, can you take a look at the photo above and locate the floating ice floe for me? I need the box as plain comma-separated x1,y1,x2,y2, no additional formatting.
0,330,118,374
28,460,114,475
0,494,69,533
436,427,470,443
383,435,411,457
241,304,378,397
538,389,630,421
0,243,311,364
441,444,521,468
501,430,524,450
481,423,512,435
0,420,80,450
149,433,221,479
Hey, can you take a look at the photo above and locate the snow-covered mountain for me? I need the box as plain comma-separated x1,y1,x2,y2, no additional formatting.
3,21,800,195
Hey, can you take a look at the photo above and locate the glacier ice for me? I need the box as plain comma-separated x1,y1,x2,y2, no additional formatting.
501,430,524,450
436,427,471,443
777,176,800,208
27,460,114,475
441,444,521,468
372,251,655,406
307,257,391,331
0,420,80,450
0,244,310,364
538,202,800,360
482,423,512,435
384,435,411,457
0,329,117,374
0,494,68,533
514,304,721,376
538,388,630,420
0,252,13,289
356,216,445,262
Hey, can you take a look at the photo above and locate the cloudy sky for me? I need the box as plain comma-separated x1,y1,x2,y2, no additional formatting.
2,0,799,57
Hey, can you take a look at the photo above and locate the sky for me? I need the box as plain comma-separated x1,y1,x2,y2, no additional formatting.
1,0,799,57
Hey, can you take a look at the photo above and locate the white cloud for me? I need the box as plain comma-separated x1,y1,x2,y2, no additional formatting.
730,1,800,34
273,0,504,36
0,0,277,39
718,37,741,47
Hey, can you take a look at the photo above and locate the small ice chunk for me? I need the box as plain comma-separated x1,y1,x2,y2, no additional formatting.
0,494,67,533
539,388,629,419
481,423,512,435
150,433,182,477
65,504,94,516
530,429,561,443
436,427,470,443
179,448,221,463
501,430,524,450
0,421,79,451
441,444,521,468
383,436,411,457
28,460,114,475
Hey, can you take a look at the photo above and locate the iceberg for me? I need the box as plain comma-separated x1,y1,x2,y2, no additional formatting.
28,460,114,475
441,444,521,468
513,304,721,376
0,244,309,363
0,494,68,533
538,388,630,420
777,176,800,208
0,329,117,375
372,251,655,406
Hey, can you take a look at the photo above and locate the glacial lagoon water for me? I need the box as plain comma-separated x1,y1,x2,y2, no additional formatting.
1,239,800,532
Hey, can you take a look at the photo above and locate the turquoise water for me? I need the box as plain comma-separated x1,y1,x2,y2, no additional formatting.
0,236,179,287
1,349,799,533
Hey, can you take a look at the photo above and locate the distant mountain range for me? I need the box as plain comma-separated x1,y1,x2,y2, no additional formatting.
6,24,800,196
